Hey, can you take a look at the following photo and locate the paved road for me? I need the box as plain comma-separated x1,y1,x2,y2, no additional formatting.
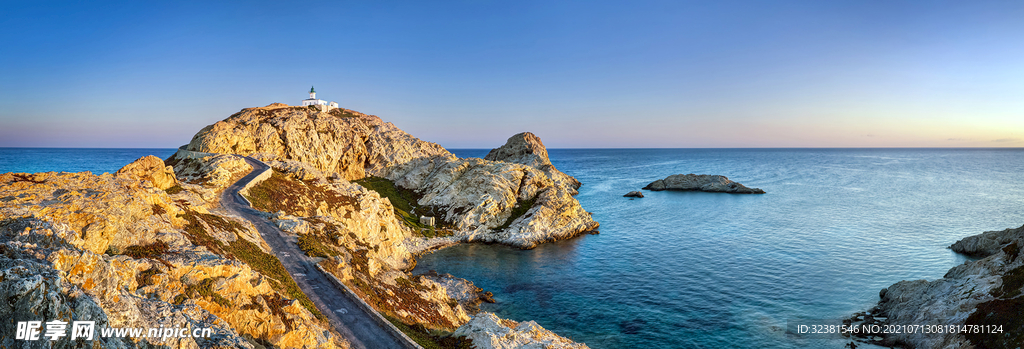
219,157,408,349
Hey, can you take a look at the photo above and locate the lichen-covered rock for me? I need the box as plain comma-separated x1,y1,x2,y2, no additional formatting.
0,251,136,349
453,312,590,349
643,174,765,194
183,104,449,181
0,170,349,349
116,155,179,190
167,149,253,192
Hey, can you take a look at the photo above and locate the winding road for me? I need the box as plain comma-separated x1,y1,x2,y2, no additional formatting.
219,157,412,349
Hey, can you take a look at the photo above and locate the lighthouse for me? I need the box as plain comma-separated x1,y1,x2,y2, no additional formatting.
301,86,338,110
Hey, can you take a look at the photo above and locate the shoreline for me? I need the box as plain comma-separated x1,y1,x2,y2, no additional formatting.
846,224,1024,348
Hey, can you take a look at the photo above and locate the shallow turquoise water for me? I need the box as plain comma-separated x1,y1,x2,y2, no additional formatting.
416,148,1024,348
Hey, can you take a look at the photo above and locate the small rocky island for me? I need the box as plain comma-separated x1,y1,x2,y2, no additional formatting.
642,174,765,194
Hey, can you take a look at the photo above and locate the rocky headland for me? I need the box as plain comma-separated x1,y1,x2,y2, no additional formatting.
177,104,598,250
848,224,1024,348
1,158,346,349
0,103,594,348
642,173,765,194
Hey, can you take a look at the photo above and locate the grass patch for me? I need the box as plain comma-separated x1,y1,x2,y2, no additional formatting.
164,185,184,195
384,315,474,349
347,271,461,330
136,267,160,288
262,293,296,331
173,277,232,308
494,196,537,232
354,176,419,213
964,297,1024,348
964,264,1024,348
1004,241,1020,262
329,108,360,118
175,209,324,320
995,265,1024,299
245,170,359,216
298,233,340,258
354,176,455,238
122,240,170,259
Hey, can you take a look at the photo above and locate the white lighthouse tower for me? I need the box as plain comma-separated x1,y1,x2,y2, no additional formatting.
301,86,338,110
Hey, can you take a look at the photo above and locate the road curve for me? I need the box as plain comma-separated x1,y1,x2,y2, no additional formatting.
219,157,409,349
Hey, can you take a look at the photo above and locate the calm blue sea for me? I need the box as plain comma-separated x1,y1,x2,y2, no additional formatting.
417,148,1024,349
0,148,178,174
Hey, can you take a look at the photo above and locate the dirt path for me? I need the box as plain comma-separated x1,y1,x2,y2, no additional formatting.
219,157,412,349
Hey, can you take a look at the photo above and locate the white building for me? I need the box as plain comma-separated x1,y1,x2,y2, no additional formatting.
301,86,339,110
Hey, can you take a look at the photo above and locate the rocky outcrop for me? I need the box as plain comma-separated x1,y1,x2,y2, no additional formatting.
452,312,589,349
850,224,1024,348
0,168,348,349
949,224,1024,257
623,191,644,198
383,151,598,249
167,149,253,193
116,155,179,190
181,104,450,181
643,174,765,194
485,132,580,194
179,106,598,250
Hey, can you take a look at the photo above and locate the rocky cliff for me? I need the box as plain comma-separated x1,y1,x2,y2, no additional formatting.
383,132,599,249
0,160,348,349
178,104,450,181
183,105,598,249
850,224,1024,348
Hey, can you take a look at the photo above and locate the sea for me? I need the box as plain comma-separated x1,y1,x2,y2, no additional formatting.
416,148,1024,349
0,148,178,174
3,147,1023,348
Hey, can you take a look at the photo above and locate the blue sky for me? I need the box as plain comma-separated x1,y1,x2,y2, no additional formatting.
2,1,1023,148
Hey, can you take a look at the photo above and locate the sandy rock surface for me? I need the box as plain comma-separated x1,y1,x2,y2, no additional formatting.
183,104,449,181
453,312,590,349
0,166,347,349
116,155,179,190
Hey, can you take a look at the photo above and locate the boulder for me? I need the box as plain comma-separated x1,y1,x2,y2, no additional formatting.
623,191,644,198
643,174,764,194
116,155,178,190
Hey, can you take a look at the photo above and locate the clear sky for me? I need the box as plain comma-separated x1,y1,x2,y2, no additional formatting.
2,1,1023,148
